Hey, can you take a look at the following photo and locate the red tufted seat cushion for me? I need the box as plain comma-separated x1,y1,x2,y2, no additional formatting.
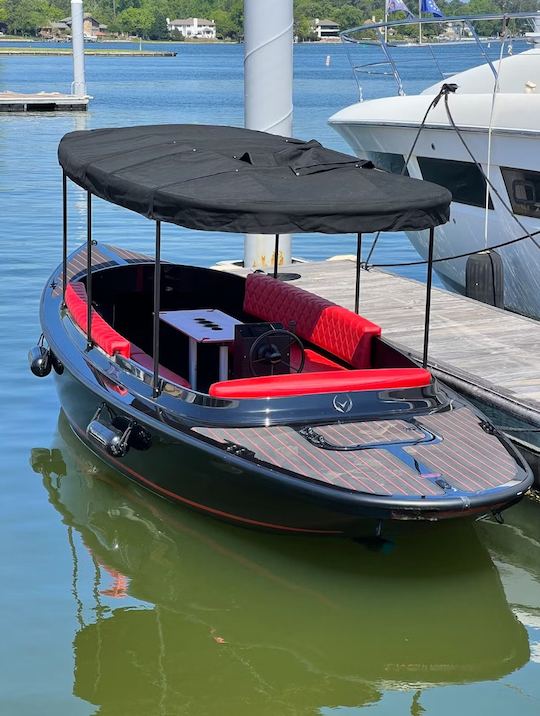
243,273,381,369
210,368,432,399
65,282,131,358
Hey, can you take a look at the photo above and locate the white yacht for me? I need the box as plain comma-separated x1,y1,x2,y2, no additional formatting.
330,13,540,319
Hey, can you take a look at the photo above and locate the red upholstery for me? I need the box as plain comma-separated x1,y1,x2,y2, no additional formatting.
65,282,190,388
210,368,432,399
130,344,191,389
65,282,131,358
243,273,381,368
292,347,346,373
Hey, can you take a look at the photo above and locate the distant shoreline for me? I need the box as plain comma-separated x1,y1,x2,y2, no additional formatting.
0,36,340,46
0,36,236,45
0,47,178,56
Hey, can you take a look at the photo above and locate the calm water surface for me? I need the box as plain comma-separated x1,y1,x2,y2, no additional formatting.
1,42,540,715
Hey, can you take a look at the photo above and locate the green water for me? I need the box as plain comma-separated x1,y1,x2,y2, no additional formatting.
8,413,536,715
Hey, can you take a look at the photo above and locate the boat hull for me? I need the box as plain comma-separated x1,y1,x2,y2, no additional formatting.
53,364,527,536
38,246,533,535
56,367,384,536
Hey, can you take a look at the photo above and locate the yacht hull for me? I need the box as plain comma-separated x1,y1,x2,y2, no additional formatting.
330,90,540,319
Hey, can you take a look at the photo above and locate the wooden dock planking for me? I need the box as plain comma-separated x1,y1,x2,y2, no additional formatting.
291,261,540,413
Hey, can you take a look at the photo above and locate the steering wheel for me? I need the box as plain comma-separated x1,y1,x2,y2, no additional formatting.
248,329,305,377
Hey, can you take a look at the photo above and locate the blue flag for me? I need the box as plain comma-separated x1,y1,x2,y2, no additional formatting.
421,0,444,17
386,0,412,13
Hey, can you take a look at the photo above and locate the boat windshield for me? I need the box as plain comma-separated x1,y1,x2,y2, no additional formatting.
341,12,540,100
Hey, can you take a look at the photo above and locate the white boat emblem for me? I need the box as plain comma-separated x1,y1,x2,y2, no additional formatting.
332,394,353,413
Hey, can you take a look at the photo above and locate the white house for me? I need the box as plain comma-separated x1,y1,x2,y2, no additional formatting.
167,17,216,39
313,18,340,40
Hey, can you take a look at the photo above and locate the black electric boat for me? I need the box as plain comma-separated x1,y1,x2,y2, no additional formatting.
31,124,532,535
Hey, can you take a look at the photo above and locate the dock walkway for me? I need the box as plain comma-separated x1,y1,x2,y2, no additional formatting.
0,91,89,112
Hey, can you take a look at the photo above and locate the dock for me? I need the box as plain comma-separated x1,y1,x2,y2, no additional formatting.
224,259,540,478
0,91,89,112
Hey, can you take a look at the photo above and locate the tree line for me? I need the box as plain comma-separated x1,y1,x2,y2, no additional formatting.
0,0,536,40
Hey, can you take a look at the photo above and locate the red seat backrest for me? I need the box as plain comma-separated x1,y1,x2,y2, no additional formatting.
65,282,131,358
243,273,381,368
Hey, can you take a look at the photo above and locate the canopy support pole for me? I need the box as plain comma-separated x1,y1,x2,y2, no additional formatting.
152,221,162,399
62,172,68,309
423,227,435,369
273,234,280,279
86,191,93,351
354,233,362,314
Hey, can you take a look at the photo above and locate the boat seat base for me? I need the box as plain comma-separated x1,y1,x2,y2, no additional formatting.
130,344,191,389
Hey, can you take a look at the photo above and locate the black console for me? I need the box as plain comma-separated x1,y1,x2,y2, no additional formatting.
233,322,291,378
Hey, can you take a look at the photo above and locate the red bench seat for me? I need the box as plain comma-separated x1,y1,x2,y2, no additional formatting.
243,273,381,369
210,368,432,399
65,282,131,358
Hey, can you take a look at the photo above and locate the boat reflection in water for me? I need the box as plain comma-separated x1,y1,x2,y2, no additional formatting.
31,412,530,715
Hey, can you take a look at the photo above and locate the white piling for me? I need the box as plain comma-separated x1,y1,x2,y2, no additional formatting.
243,0,293,270
71,0,87,97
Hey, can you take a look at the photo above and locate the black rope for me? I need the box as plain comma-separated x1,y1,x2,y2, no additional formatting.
366,226,540,268
365,85,448,266
442,89,540,251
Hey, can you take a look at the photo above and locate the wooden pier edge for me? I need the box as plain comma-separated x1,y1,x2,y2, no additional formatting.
0,92,90,112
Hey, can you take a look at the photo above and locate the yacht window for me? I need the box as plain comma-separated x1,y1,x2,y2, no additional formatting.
366,152,409,176
501,167,540,218
417,157,493,209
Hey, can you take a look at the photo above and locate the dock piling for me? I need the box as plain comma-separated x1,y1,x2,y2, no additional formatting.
71,0,87,97
243,0,293,270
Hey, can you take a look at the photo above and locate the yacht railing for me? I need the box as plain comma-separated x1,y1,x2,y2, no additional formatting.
341,12,540,99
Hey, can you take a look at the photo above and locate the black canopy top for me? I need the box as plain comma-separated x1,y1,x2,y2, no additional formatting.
58,124,451,235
